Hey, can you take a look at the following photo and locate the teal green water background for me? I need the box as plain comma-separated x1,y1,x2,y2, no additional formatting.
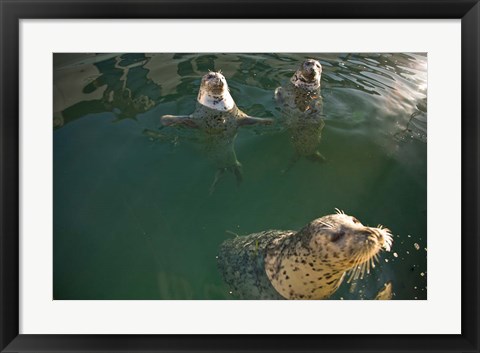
53,53,427,300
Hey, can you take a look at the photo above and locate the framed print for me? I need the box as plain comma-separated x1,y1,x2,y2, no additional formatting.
1,0,479,352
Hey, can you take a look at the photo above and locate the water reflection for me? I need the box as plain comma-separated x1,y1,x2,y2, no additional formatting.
53,53,159,128
320,53,427,142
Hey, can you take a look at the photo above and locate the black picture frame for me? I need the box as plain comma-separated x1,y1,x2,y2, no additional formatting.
1,1,479,352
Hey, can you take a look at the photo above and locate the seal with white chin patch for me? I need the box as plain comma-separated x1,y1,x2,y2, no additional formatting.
162,71,273,133
161,71,273,192
275,59,326,170
217,210,393,300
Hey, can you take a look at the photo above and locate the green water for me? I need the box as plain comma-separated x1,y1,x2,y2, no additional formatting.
53,53,427,300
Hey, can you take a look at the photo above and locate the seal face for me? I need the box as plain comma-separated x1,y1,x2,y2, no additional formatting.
290,58,323,91
217,210,393,300
197,71,234,111
274,59,326,168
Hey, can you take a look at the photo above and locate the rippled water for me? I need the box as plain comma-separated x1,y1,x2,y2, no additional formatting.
53,53,427,300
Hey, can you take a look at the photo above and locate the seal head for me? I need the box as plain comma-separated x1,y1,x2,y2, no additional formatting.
265,211,393,299
290,59,322,90
217,210,393,300
197,71,234,111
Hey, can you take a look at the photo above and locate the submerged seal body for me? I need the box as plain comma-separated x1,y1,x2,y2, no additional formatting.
217,210,393,300
275,59,326,168
161,72,272,191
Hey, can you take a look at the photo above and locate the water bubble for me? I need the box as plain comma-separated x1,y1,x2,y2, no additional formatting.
414,243,420,250
420,272,425,277
393,252,398,258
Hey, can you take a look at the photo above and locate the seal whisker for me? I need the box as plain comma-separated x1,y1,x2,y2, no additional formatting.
319,220,334,229
361,256,369,278
359,262,366,280
347,252,365,283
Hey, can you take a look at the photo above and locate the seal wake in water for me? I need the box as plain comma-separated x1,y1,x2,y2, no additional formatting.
275,59,326,171
217,210,393,300
161,71,272,193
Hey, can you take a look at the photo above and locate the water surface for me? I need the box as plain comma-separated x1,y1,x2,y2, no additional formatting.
53,53,427,300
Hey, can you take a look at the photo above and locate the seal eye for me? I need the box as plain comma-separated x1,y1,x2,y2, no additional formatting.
351,217,360,224
331,231,345,242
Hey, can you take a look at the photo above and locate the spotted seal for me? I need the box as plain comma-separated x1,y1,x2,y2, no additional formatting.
161,71,272,192
275,59,326,170
217,210,393,300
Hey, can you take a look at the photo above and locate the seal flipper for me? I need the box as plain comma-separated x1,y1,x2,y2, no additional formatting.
161,114,199,128
282,154,300,174
306,151,327,163
274,86,284,105
209,163,243,195
209,168,225,195
374,281,393,300
230,162,243,187
237,115,274,127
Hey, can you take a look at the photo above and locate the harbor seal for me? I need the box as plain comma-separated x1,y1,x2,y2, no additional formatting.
274,59,326,170
217,209,393,300
161,71,272,192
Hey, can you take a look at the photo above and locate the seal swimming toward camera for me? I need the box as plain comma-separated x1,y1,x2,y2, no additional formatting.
162,71,272,192
275,59,326,170
217,210,393,300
